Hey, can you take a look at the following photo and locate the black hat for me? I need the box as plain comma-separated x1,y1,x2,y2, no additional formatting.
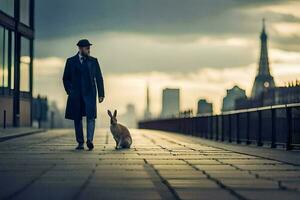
77,39,92,47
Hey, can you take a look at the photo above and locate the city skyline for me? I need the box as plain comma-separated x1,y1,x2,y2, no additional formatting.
32,0,300,117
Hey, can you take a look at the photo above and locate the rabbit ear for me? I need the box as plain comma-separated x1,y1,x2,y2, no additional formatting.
107,110,113,118
113,110,117,117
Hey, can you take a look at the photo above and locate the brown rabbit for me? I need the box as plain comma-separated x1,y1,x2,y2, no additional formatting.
107,109,132,149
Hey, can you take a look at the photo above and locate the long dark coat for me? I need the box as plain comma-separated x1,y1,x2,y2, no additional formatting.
63,53,105,120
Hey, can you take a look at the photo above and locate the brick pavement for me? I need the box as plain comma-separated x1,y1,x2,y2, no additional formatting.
0,128,299,200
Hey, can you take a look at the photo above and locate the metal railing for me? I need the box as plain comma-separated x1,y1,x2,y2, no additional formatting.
138,103,300,150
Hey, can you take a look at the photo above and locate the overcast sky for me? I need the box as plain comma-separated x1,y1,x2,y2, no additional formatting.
34,0,300,121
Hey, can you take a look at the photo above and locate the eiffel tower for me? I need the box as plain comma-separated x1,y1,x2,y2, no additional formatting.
251,19,275,98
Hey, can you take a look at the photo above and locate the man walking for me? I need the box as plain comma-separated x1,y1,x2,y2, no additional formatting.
63,39,105,150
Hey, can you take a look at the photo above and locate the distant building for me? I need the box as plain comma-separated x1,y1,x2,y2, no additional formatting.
197,99,213,115
251,19,275,98
47,101,66,129
161,88,180,118
262,83,300,106
236,81,300,109
32,95,48,128
222,86,247,112
119,103,137,128
143,85,152,120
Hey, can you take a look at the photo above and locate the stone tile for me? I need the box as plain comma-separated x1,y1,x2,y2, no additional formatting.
186,159,222,165
78,188,162,200
195,164,236,171
254,171,300,179
220,179,279,189
234,164,300,171
88,178,155,189
281,180,300,190
152,164,195,170
168,179,219,189
206,171,256,178
175,188,238,200
236,189,300,200
158,170,207,179
146,159,186,165
221,159,282,165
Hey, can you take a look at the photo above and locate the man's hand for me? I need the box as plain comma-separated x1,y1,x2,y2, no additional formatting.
98,97,104,103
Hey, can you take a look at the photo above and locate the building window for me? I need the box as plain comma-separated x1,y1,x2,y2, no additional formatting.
20,0,30,26
10,31,14,89
0,0,14,16
20,37,30,92
0,26,9,89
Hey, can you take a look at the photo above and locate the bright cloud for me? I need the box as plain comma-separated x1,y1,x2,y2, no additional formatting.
33,47,300,118
261,1,300,18
272,22,300,36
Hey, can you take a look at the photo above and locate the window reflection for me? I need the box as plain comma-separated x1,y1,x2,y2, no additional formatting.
0,0,14,16
10,31,14,89
20,0,30,26
0,27,9,89
0,27,3,88
0,26,15,91
20,37,30,91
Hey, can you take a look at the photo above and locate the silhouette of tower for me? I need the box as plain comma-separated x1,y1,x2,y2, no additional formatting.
144,84,152,119
251,19,275,98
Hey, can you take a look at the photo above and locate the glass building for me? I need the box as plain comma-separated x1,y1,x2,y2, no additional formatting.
0,0,34,127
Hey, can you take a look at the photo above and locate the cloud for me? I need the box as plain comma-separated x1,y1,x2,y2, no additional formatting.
33,51,300,116
34,57,65,75
35,0,296,39
35,32,258,74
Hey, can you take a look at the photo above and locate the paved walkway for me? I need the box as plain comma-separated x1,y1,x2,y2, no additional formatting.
0,128,299,200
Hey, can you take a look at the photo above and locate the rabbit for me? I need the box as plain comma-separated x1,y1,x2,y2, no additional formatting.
107,109,132,149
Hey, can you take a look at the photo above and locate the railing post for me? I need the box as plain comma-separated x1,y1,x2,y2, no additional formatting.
194,118,198,137
215,115,219,141
3,110,6,129
204,117,207,138
286,106,293,150
186,119,189,135
187,118,190,135
191,117,195,136
188,118,193,135
257,110,263,146
246,112,250,144
184,118,187,135
210,116,213,140
221,114,224,141
205,116,209,139
271,108,277,148
50,111,54,129
191,118,194,136
190,118,193,136
236,113,240,144
228,114,232,143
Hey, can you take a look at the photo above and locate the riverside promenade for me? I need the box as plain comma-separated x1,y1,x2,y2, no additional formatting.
0,128,299,200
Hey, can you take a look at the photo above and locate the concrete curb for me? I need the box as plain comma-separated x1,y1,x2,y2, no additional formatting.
0,129,47,142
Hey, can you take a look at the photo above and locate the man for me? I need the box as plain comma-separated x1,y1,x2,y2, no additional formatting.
63,39,105,150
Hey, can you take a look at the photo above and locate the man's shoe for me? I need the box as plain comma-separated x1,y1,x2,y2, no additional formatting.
87,141,94,150
75,144,84,150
